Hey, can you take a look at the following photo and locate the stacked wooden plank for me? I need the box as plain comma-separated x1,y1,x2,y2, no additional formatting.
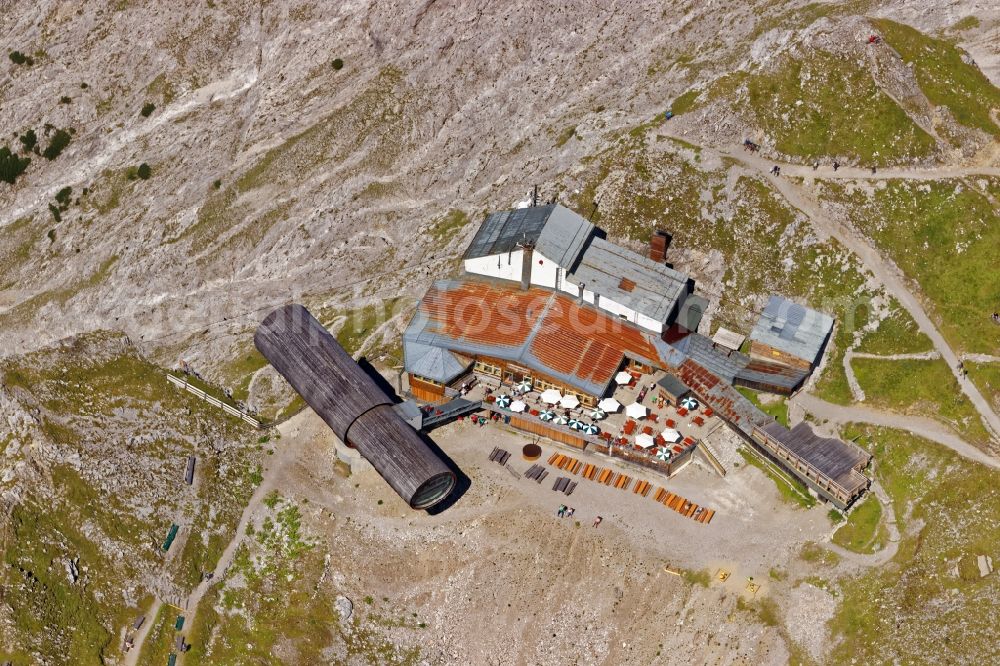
488,447,511,465
551,477,578,495
651,488,716,525
581,464,600,480
633,480,652,497
597,468,614,485
612,473,632,491
524,464,549,483
547,453,582,474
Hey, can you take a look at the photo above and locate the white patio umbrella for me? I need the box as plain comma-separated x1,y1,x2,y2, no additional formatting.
567,418,583,430
598,397,622,413
615,371,633,385
515,379,533,393
655,447,671,461
560,394,580,409
510,399,527,413
635,433,656,449
625,402,648,419
495,394,512,408
581,423,600,435
553,414,570,425
539,410,555,421
540,388,563,404
661,428,682,443
680,396,700,410
590,408,607,420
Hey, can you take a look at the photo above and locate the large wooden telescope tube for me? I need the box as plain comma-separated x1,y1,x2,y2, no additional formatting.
255,304,456,509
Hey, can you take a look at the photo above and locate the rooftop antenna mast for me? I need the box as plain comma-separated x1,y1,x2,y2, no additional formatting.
531,185,538,207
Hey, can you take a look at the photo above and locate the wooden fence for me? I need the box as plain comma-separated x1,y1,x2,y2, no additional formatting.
166,374,262,428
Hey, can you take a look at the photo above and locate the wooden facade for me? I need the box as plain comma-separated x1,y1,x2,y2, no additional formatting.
498,410,589,449
256,304,456,509
409,374,447,402
471,353,604,407
750,423,870,509
748,341,812,371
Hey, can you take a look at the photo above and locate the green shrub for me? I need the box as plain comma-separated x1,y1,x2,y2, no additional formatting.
48,205,61,222
9,50,33,66
212,178,222,189
125,163,151,180
19,129,37,152
0,147,31,184
140,102,156,117
55,186,72,207
80,82,88,89
42,129,72,160
59,96,72,104
331,58,344,70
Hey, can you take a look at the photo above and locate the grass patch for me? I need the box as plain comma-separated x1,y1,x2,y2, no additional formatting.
822,179,1000,356
317,298,404,357
134,605,175,665
736,387,789,426
428,208,469,243
554,125,577,147
830,425,1000,663
873,18,1000,137
738,447,816,509
681,569,712,587
851,357,990,445
669,88,701,115
855,300,933,354
799,541,840,567
831,495,887,553
744,50,935,164
0,336,262,661
965,362,1000,413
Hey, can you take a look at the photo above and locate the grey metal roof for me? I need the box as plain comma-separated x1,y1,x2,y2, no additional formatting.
404,342,469,384
750,295,834,365
462,204,594,268
670,332,806,391
537,205,596,267
656,374,690,398
760,421,870,494
566,237,689,324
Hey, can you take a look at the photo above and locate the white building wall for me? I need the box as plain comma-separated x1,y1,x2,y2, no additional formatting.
529,251,559,289
636,313,664,334
464,251,524,282
465,253,664,334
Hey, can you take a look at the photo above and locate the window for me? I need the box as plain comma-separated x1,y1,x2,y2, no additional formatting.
474,360,501,377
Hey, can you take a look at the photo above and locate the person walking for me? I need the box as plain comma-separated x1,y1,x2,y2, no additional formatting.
593,515,603,528
833,161,839,171
557,505,566,518
567,507,575,519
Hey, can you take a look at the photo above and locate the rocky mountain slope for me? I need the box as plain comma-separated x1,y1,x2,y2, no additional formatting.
1,1,999,664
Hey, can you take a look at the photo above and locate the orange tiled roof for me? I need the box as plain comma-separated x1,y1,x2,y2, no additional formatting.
407,278,672,395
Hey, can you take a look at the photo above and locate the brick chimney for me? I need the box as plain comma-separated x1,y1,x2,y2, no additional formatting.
649,229,672,263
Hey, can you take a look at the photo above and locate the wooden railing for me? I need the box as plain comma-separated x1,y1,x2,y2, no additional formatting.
166,374,262,428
